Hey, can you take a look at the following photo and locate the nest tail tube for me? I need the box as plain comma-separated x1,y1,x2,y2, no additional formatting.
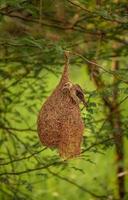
60,51,70,84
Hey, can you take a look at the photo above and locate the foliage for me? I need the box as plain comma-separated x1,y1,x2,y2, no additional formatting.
0,0,128,200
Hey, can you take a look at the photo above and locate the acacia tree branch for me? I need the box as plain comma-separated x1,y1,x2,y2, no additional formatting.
47,168,108,199
66,0,127,24
0,161,63,176
73,52,128,85
0,148,46,166
0,126,36,132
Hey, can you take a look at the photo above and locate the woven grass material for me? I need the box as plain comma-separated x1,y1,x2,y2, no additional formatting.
37,55,85,159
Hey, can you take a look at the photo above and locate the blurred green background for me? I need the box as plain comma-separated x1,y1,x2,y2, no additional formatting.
0,0,128,200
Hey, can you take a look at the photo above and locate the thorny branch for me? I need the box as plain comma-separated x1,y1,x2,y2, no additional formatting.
66,0,127,24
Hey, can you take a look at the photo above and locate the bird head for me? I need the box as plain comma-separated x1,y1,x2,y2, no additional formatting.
62,82,87,107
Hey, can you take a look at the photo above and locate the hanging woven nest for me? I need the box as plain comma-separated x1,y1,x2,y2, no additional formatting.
37,52,87,159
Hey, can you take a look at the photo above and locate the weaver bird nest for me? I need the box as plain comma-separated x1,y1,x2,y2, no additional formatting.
37,52,87,159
